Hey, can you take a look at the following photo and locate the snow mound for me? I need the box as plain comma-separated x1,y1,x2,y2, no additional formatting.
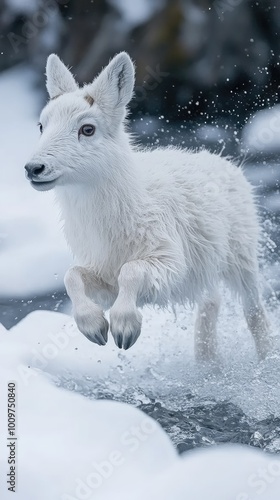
0,310,280,499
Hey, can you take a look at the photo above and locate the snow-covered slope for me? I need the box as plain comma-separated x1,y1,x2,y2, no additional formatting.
0,65,72,298
0,310,280,499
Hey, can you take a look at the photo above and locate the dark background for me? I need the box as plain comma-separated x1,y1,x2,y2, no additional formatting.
1,0,280,123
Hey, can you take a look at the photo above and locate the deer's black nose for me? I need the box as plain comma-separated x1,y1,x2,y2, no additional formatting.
25,163,45,180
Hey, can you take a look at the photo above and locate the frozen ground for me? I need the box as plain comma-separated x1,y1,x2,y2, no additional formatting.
0,64,280,498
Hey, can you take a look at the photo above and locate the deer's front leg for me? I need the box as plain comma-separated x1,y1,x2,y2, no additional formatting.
64,266,113,346
110,260,161,350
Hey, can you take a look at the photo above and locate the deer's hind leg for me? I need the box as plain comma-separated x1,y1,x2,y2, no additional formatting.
240,271,272,360
194,290,221,362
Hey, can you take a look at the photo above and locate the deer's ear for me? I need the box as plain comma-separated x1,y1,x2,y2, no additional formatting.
46,54,78,99
87,52,135,112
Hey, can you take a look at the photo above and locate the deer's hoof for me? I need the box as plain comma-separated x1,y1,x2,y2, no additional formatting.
110,308,142,350
75,311,109,346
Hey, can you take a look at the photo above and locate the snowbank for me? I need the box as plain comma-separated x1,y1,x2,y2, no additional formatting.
141,445,280,500
0,312,176,500
0,65,72,298
241,104,280,155
0,310,280,499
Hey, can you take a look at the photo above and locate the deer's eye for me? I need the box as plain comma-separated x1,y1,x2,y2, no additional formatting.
38,123,43,134
79,124,95,137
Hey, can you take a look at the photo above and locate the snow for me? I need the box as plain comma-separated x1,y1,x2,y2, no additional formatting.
0,310,280,499
0,312,176,500
142,445,280,499
241,104,280,155
0,65,72,298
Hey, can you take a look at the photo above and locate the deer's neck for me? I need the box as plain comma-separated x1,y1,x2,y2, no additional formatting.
55,150,144,279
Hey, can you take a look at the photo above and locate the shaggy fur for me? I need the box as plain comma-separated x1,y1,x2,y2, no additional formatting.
25,52,271,359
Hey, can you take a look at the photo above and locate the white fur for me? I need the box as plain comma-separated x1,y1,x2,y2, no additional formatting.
26,52,272,358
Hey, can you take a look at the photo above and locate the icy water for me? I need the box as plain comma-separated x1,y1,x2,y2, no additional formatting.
57,369,280,456
3,122,280,456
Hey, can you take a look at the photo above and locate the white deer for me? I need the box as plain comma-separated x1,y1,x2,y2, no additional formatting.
25,52,271,360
